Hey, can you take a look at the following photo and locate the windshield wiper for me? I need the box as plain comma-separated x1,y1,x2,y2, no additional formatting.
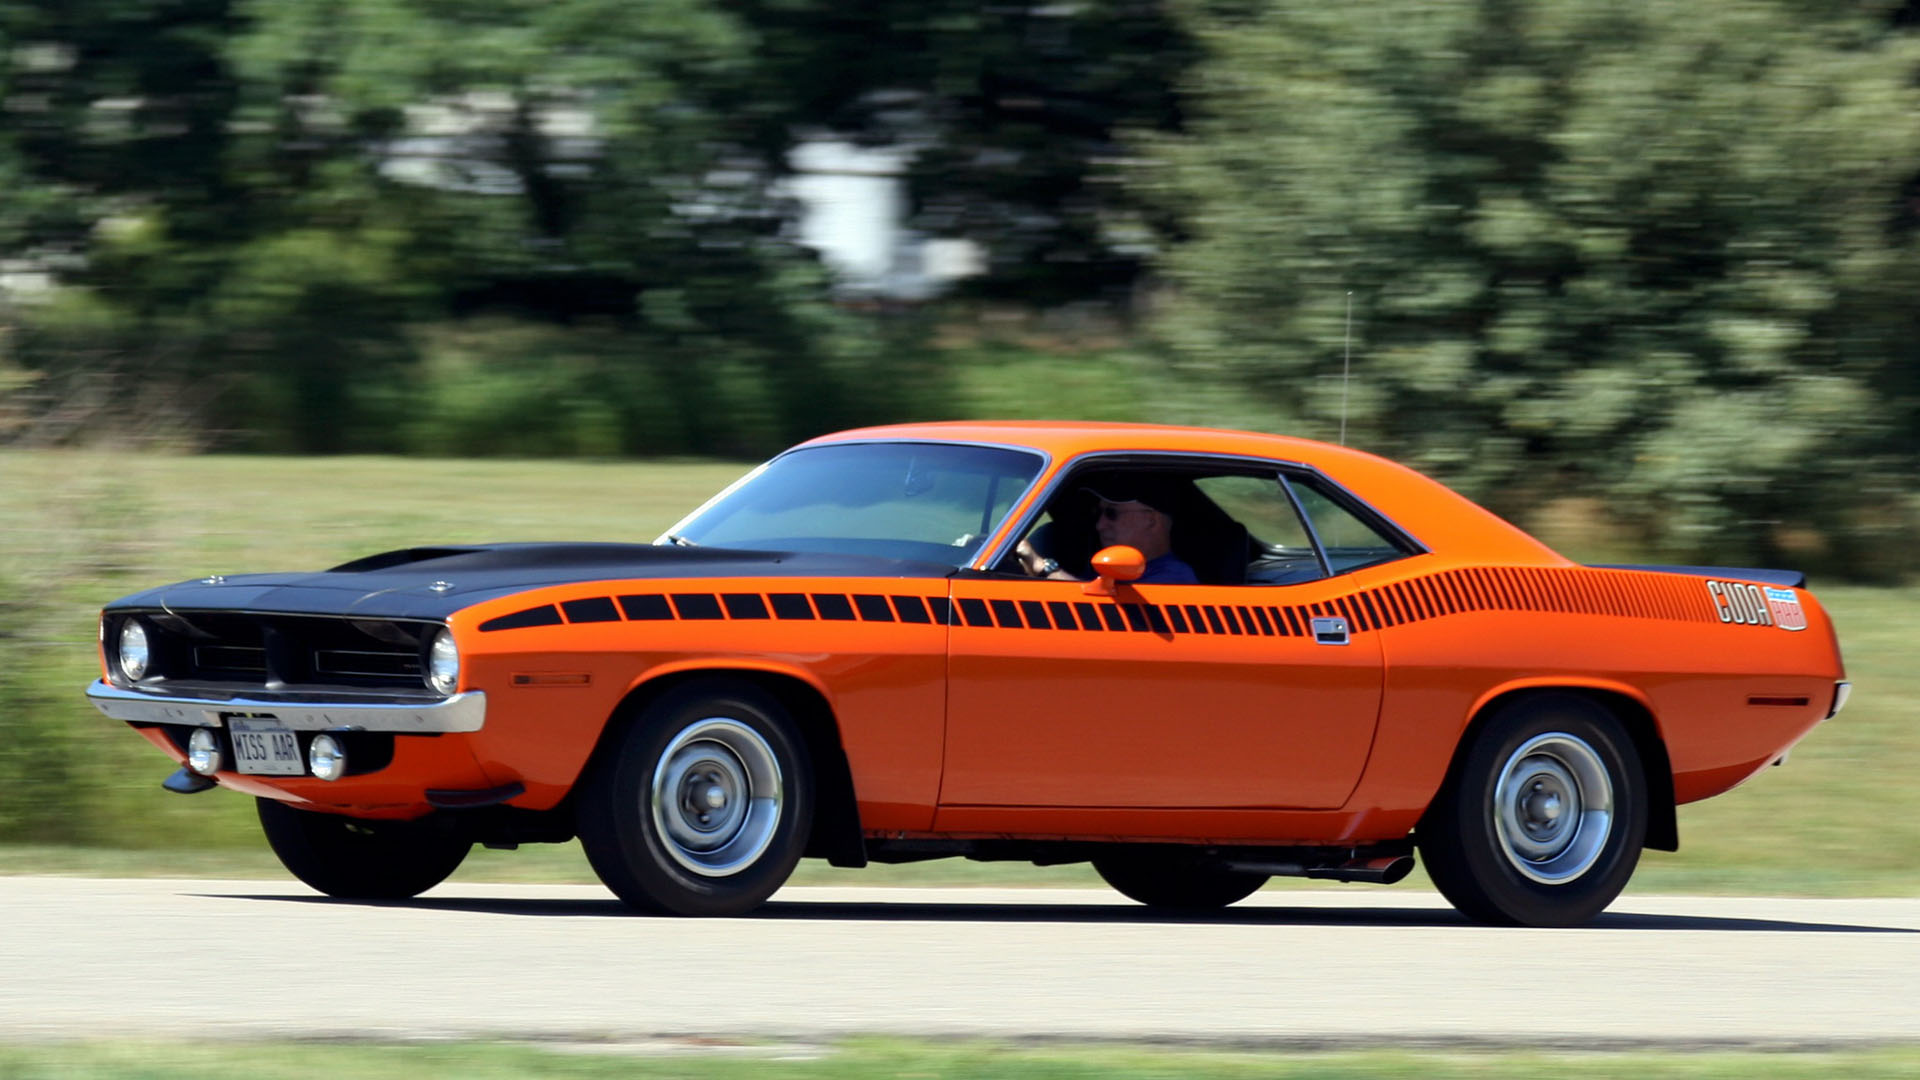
664,534,699,547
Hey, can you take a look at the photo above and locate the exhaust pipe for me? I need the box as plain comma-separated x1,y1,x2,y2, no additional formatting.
1225,853,1415,885
1305,855,1415,884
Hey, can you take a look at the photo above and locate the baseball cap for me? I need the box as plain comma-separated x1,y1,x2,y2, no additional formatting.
1080,475,1186,515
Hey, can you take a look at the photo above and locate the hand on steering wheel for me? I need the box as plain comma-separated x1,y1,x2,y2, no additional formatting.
1015,538,1061,578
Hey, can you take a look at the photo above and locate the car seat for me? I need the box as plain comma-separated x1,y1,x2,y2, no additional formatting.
1173,510,1250,586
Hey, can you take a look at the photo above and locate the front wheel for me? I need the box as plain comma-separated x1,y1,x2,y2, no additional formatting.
1092,849,1268,910
256,798,471,899
577,680,813,916
1418,694,1648,927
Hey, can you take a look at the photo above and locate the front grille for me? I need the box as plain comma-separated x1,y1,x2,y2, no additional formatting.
118,611,439,695
193,645,268,674
314,649,423,679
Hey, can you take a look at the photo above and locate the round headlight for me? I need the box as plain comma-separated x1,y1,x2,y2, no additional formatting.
309,733,347,782
118,620,151,681
187,728,221,776
426,629,459,695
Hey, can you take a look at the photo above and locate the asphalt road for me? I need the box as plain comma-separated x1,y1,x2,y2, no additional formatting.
3,877,1916,1049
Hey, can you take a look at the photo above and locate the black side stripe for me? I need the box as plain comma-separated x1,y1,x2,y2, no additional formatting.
1048,600,1078,630
769,593,815,620
562,597,619,624
989,598,1022,628
926,596,955,625
480,567,1725,634
479,605,561,632
1075,601,1103,631
1020,599,1052,629
618,594,672,620
671,593,723,620
959,597,992,627
1145,605,1171,634
1333,596,1359,630
722,593,769,620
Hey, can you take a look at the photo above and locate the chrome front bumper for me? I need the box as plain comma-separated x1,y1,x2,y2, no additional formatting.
84,680,487,733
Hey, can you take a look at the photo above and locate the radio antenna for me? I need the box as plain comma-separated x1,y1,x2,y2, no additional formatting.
1339,291,1353,446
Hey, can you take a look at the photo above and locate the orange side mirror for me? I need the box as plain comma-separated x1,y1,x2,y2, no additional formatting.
1083,545,1146,596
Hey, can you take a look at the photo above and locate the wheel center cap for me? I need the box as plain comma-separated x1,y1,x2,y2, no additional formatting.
703,784,728,810
1524,788,1563,825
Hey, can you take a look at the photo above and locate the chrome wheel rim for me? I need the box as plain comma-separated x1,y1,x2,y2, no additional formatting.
1493,732,1613,884
649,718,783,878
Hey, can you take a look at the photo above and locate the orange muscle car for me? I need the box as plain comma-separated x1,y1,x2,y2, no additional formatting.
87,422,1849,925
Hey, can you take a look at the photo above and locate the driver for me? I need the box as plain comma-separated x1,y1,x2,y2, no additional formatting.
1018,478,1199,585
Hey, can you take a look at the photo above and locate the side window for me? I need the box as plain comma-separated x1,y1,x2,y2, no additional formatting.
1191,475,1324,585
1287,478,1409,574
1003,461,1413,585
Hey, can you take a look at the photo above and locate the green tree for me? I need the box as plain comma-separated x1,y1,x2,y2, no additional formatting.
0,1,246,444
219,0,915,454
726,0,1199,307
1,0,240,277
1147,0,1920,575
5,0,929,455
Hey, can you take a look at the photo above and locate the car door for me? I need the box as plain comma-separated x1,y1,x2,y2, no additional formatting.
938,465,1401,813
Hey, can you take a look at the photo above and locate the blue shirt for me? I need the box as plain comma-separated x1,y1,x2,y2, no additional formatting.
1137,552,1199,585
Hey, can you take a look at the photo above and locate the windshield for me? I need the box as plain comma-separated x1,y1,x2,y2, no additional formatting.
667,442,1045,565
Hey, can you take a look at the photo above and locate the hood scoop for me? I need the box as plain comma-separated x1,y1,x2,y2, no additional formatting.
329,547,488,573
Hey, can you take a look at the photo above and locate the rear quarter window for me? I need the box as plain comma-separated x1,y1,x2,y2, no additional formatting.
1288,480,1410,574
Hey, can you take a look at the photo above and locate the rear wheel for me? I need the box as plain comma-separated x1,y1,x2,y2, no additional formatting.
1418,694,1647,927
256,798,471,899
577,680,813,916
1092,849,1268,910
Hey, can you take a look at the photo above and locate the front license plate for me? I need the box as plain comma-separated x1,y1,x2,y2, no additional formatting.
228,717,304,776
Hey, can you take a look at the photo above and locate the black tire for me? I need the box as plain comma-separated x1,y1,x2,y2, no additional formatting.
1092,849,1268,910
1418,694,1648,927
577,679,813,916
256,798,471,900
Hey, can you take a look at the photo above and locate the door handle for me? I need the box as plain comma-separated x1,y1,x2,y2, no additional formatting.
1311,616,1349,646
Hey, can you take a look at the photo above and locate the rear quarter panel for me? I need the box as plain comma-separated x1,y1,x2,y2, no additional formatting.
1343,561,1844,828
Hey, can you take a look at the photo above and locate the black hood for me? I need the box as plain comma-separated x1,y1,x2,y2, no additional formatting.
105,542,957,620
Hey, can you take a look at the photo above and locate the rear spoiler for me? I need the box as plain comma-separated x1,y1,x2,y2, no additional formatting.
1587,564,1806,589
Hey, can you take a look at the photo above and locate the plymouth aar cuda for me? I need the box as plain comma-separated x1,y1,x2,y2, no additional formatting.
86,422,1849,926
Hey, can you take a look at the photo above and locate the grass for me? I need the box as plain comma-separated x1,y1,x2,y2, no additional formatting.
0,452,746,849
1627,582,1919,896
1,1040,1918,1080
1,450,1914,895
